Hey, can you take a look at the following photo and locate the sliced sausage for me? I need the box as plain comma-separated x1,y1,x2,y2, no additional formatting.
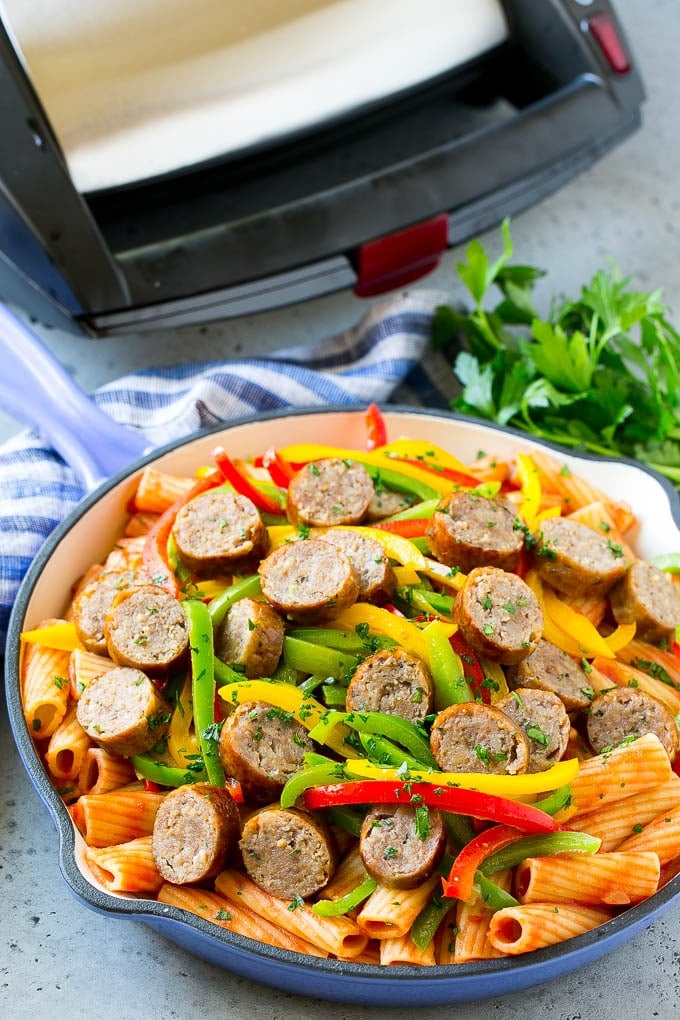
104,585,189,673
73,569,148,655
240,806,337,899
608,560,680,645
506,638,593,713
258,537,359,623
454,566,543,664
531,517,628,597
586,687,679,762
76,666,171,757
218,700,314,801
286,458,374,527
345,647,433,724
171,490,268,574
318,528,396,604
430,701,531,775
495,688,570,773
359,804,446,890
426,491,523,573
365,488,416,521
214,598,285,678
152,783,240,884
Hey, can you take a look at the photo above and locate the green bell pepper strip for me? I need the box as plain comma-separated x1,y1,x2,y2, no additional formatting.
532,784,573,817
326,805,366,838
410,893,454,951
479,830,601,876
321,684,347,708
422,620,473,708
358,732,425,771
360,462,440,502
298,674,327,696
380,497,440,523
280,761,349,809
283,636,359,680
308,710,437,769
312,875,378,917
213,657,247,686
185,598,226,787
650,552,680,574
131,753,207,787
476,874,520,910
207,573,262,626
286,627,396,653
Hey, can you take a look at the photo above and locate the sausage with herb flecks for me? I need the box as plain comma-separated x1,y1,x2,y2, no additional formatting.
426,491,524,573
608,560,680,646
218,700,314,802
496,688,570,773
152,783,240,884
345,647,433,724
454,566,543,664
214,597,285,678
73,568,149,655
531,516,628,597
586,687,679,762
505,638,594,713
240,806,337,899
359,804,446,889
76,666,171,757
258,537,359,623
286,458,374,527
104,584,189,674
430,701,531,775
171,490,268,575
318,528,396,604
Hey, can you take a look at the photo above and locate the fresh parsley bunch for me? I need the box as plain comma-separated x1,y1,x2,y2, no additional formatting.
432,220,680,489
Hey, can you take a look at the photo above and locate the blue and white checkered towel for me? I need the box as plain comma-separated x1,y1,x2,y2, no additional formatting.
0,290,459,655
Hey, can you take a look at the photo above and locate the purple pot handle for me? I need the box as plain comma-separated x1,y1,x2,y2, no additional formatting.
0,303,150,490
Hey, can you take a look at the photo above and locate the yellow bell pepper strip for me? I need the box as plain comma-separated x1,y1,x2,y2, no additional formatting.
332,604,431,663
375,439,477,476
602,622,637,653
217,678,357,757
419,557,467,591
207,573,261,626
307,710,437,769
343,756,580,796
312,875,379,917
541,583,616,659
422,619,473,708
277,444,449,497
167,673,201,768
303,781,558,833
336,525,429,570
515,452,542,529
477,656,510,705
185,598,226,787
20,620,80,651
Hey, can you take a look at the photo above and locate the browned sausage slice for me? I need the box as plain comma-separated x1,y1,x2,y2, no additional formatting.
76,666,171,757
506,638,593,713
365,488,415,521
73,569,148,655
426,491,523,573
586,687,679,762
286,458,374,527
171,490,268,574
240,807,337,899
531,517,628,597
454,566,543,664
430,701,531,775
496,688,570,773
345,647,433,724
218,700,314,801
609,560,680,646
104,585,189,673
258,537,359,623
152,783,240,884
319,528,396,604
359,804,446,889
214,598,285,678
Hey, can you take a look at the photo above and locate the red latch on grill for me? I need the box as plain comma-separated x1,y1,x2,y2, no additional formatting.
353,213,449,298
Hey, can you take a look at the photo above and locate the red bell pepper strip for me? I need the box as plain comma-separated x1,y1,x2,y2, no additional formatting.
302,780,558,833
142,475,219,598
262,446,296,488
440,823,524,901
449,631,489,703
371,518,430,538
212,446,284,515
365,403,387,450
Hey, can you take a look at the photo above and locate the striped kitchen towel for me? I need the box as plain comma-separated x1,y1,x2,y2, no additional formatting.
0,289,459,655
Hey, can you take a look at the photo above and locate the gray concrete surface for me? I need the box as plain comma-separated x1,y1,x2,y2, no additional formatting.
2,0,680,1017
